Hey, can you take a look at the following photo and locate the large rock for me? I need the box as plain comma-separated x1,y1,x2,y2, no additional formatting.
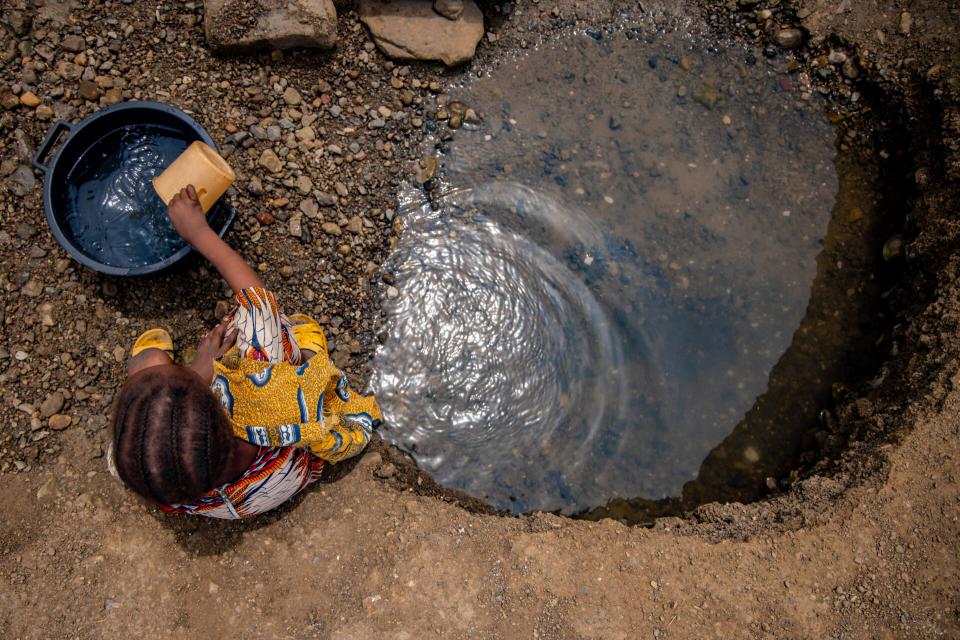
203,0,337,54
358,0,483,67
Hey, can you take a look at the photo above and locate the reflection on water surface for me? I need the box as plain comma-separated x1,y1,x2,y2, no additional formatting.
372,27,893,519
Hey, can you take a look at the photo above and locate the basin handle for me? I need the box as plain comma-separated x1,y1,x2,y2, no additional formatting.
32,120,73,174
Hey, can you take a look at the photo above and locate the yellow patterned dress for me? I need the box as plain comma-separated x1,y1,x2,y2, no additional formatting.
211,287,383,462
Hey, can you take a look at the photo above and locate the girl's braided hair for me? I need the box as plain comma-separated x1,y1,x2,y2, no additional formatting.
111,366,233,505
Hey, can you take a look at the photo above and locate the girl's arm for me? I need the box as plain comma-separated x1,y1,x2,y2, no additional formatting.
167,185,264,294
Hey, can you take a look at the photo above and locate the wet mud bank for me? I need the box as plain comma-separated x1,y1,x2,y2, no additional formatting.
378,1,960,537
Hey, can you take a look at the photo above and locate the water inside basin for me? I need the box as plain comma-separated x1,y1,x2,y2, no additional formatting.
64,124,191,269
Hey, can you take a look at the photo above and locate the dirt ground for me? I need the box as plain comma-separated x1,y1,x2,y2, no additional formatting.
1,0,960,638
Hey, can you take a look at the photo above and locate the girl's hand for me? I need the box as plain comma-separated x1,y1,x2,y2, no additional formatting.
189,321,238,382
167,185,211,246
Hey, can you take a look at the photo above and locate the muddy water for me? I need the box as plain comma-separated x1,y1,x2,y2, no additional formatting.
372,28,893,518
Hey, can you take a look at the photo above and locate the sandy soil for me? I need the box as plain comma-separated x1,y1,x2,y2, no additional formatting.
2,381,959,639
1,0,960,638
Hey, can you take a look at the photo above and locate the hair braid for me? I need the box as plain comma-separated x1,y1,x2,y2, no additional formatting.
111,366,233,505
169,386,185,498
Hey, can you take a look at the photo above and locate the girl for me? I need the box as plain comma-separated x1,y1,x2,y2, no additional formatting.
109,185,382,519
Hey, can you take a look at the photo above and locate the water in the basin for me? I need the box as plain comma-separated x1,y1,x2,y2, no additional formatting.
65,125,189,268
371,28,842,515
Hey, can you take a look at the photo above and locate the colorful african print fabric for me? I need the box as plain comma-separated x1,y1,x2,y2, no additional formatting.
116,287,382,520
214,287,383,463
159,446,323,519
228,287,301,363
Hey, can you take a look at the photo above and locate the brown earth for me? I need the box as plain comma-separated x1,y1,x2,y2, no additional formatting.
1,0,960,638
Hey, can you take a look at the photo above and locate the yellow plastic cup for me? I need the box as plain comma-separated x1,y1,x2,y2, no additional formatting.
152,140,235,213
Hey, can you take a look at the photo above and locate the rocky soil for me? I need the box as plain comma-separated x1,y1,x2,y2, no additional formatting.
1,0,959,638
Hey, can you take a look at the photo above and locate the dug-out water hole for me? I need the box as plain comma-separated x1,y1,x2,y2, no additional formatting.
369,26,909,524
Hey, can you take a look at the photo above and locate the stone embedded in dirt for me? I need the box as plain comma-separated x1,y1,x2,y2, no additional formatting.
375,462,397,479
295,174,313,195
827,50,847,65
288,212,303,238
299,198,320,219
20,278,43,298
9,165,35,197
203,0,338,54
61,34,86,53
433,0,465,20
38,303,54,327
358,0,485,67
258,148,282,173
19,91,40,107
6,10,32,36
282,86,302,106
48,414,72,431
103,88,123,105
78,79,100,101
774,27,804,49
321,222,342,236
55,61,82,82
40,392,65,419
899,11,912,35
1,92,19,110
35,478,56,500
346,216,364,235
315,191,337,207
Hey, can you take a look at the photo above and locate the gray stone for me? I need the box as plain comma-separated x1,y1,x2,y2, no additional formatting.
299,197,320,219
10,165,35,197
359,0,484,67
204,0,338,54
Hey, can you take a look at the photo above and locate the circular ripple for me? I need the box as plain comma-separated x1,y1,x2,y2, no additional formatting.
370,185,631,511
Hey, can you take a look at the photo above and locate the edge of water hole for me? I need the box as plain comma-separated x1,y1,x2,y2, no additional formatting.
358,13,960,540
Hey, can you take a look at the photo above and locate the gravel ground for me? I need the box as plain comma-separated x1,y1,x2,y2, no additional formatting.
1,0,959,637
